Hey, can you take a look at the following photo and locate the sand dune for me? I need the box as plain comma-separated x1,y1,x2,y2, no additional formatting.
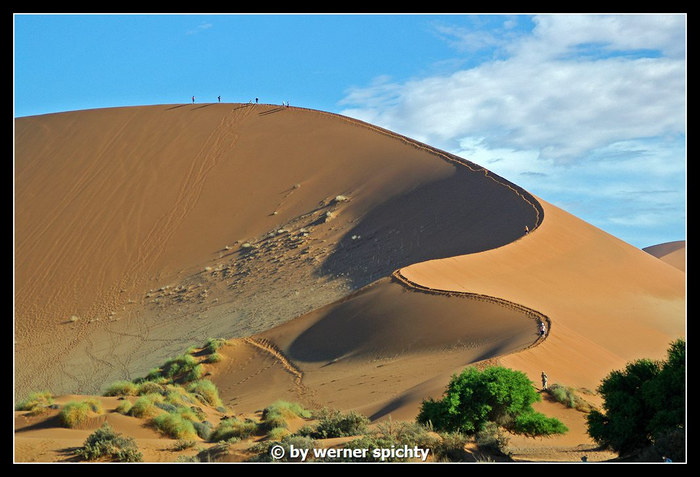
15,103,685,462
644,240,685,272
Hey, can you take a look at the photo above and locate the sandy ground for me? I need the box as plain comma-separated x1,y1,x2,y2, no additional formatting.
14,104,685,463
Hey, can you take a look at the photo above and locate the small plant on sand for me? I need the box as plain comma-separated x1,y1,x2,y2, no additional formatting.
151,411,199,440
16,391,55,415
187,379,223,408
75,422,142,462
103,380,139,397
303,408,370,439
204,337,227,354
259,400,312,434
128,394,166,419
209,416,259,442
58,398,104,428
547,383,594,412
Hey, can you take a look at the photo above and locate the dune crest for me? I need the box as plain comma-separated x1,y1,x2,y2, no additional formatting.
15,103,538,400
15,104,684,462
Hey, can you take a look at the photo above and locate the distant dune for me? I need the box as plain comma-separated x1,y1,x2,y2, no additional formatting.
15,104,685,461
643,240,685,272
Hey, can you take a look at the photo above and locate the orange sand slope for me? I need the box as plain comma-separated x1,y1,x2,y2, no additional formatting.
15,103,538,401
16,104,684,432
644,240,686,272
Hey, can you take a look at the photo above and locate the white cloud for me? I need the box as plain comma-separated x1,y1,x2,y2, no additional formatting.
339,14,686,247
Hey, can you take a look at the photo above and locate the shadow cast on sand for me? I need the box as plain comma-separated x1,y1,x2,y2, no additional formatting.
317,167,542,290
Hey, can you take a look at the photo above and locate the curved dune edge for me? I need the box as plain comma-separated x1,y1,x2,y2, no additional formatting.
15,103,543,400
15,104,684,462
398,198,685,394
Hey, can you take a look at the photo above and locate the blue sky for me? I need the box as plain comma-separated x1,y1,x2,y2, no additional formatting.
14,13,686,249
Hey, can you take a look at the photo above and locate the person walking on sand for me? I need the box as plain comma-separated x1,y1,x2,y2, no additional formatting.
539,321,546,337
541,371,548,391
192,96,195,104
218,95,221,103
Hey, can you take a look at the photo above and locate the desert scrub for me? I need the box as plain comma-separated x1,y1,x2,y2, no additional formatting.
128,394,166,419
58,398,103,428
187,379,223,408
115,400,133,415
75,423,142,462
327,421,440,462
137,380,167,396
204,352,222,363
302,408,370,439
103,380,139,397
204,337,227,354
432,432,472,462
260,400,311,433
151,411,198,440
547,383,594,412
209,416,259,442
16,391,55,415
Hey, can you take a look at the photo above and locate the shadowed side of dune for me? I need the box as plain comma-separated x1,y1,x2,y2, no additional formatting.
280,278,539,364
317,165,541,289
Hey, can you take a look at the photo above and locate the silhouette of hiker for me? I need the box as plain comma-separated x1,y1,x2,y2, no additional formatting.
541,371,548,390
255,97,259,104
218,96,221,103
192,96,195,104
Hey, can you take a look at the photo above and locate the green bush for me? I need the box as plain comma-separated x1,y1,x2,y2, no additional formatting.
75,422,142,462
417,366,567,437
587,339,685,459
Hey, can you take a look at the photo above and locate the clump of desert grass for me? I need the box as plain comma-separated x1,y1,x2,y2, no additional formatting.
546,383,595,412
15,391,55,415
58,398,103,428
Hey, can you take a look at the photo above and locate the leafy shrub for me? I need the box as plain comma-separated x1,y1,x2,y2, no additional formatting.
75,423,142,462
587,339,685,459
417,366,567,437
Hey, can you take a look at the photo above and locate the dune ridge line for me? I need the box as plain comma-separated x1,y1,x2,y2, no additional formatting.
392,270,550,349
291,105,543,230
